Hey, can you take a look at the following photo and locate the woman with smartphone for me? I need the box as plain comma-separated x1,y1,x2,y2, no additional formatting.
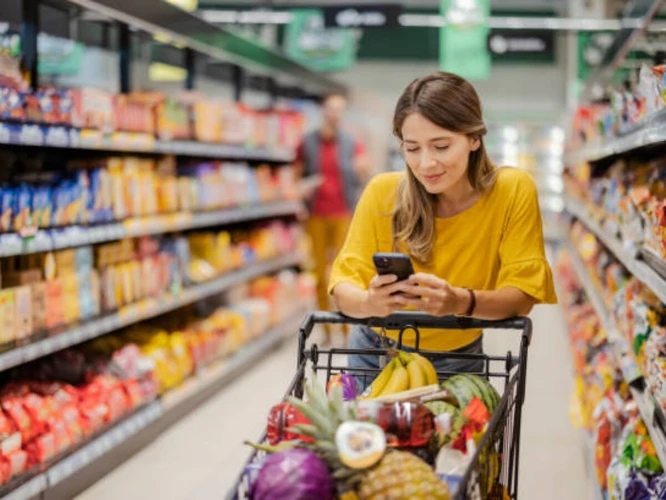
328,72,557,390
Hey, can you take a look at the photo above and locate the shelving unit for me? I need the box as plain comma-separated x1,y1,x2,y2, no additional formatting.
0,200,303,258
565,237,666,467
0,253,303,372
565,196,666,305
0,0,327,497
0,306,307,500
565,109,666,165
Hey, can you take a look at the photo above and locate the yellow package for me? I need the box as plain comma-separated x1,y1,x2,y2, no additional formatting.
0,289,16,344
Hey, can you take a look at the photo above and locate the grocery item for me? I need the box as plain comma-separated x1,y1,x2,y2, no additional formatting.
440,374,501,414
358,451,450,500
327,374,359,402
335,422,386,469
249,448,334,500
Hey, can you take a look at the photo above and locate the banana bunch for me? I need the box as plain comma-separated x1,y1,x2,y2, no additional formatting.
361,351,439,400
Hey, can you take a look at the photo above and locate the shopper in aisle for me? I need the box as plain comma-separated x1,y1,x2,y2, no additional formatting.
329,72,557,389
297,92,369,346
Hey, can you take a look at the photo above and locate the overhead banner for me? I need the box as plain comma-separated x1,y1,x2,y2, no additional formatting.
439,0,491,81
284,9,356,72
322,3,402,29
487,30,555,61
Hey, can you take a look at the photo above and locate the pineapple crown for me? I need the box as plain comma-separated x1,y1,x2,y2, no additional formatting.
286,371,365,486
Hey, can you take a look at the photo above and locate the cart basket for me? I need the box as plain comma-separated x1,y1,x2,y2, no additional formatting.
228,310,532,500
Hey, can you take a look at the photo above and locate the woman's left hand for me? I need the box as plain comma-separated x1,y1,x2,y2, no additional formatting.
399,273,469,316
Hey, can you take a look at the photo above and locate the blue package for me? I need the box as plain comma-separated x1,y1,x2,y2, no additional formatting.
13,183,32,232
33,185,52,229
0,186,14,232
53,182,68,227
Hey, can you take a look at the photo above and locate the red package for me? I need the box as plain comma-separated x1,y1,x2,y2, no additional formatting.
463,397,492,426
47,413,72,453
122,380,144,408
78,402,107,434
60,404,84,443
25,432,56,465
3,449,27,480
22,393,52,435
0,410,19,454
1,398,35,443
106,387,130,422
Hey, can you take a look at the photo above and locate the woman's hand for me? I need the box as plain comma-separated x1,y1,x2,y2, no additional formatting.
399,273,469,316
364,274,408,317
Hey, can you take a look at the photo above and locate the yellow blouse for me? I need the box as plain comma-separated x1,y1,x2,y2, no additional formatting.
328,167,557,351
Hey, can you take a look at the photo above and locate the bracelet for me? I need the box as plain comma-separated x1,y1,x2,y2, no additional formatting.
463,288,476,317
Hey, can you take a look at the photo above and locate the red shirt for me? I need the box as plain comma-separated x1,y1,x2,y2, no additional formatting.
297,136,364,217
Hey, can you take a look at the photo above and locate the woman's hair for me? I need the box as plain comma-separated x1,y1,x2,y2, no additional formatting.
392,72,496,264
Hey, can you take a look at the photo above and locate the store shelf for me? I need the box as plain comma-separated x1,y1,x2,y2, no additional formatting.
60,0,345,94
0,200,303,258
1,475,47,500
565,239,666,467
0,122,295,162
565,196,666,305
0,307,307,500
0,253,303,373
162,306,307,412
565,109,666,165
46,401,163,487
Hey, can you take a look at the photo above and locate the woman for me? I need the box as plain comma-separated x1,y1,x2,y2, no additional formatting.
328,72,557,390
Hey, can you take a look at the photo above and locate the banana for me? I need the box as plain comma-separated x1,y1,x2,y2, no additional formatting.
378,365,410,396
406,357,427,389
413,353,439,386
360,358,397,400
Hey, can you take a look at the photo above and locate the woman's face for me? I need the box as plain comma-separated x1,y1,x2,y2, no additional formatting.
400,112,480,195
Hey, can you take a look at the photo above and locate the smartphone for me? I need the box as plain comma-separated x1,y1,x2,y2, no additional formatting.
373,253,415,282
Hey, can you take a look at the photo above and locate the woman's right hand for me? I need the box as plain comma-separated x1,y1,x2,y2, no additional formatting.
364,274,407,317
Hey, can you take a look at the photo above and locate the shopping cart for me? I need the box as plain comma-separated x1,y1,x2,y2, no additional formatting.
228,310,532,500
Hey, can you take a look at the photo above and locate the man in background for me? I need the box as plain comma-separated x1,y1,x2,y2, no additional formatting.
296,92,369,345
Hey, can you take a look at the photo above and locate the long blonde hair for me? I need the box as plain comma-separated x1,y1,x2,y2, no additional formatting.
392,72,496,265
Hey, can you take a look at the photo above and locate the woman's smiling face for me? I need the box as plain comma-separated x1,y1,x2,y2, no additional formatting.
401,112,480,195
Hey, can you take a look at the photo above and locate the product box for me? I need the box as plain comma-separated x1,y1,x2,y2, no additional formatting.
14,286,32,340
30,282,46,333
2,269,42,288
0,290,16,344
44,279,64,330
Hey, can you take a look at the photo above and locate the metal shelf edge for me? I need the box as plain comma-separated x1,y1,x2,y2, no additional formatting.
0,254,303,373
46,401,163,488
0,474,48,500
0,201,303,258
161,306,307,412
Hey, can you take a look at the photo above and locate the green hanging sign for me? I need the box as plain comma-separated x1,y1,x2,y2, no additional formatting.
439,0,491,81
284,9,356,72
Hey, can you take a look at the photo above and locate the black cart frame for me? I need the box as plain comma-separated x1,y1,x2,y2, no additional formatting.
228,311,532,500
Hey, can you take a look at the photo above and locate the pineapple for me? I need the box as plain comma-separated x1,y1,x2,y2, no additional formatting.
358,451,450,500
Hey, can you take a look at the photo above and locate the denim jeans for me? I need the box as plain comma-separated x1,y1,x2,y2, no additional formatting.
347,325,484,393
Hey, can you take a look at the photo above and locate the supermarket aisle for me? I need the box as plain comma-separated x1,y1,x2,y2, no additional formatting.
76,306,591,500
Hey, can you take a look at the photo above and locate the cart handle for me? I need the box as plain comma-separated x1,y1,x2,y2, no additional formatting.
299,310,532,345
298,311,531,366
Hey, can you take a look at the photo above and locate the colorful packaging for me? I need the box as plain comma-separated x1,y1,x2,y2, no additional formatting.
13,286,32,340
1,187,14,232
0,290,16,344
12,184,32,233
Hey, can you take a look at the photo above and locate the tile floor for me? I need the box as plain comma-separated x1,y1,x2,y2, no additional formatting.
76,304,594,500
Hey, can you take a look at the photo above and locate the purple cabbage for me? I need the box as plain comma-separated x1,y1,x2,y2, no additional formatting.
250,448,334,500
